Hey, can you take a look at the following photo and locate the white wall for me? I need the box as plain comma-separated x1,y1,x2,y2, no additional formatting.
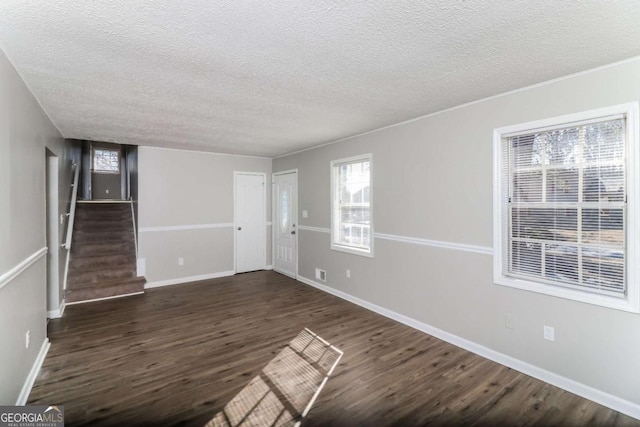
0,49,75,404
138,147,272,285
274,57,640,415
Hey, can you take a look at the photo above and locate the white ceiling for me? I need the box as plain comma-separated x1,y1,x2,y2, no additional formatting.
1,1,640,158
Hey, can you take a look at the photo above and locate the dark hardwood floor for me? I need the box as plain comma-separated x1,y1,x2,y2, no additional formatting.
31,271,639,426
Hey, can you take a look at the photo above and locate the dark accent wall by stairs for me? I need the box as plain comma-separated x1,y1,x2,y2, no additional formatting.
66,202,145,303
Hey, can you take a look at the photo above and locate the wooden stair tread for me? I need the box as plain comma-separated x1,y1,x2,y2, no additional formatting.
65,281,145,303
70,252,135,271
67,270,138,286
71,243,136,258
66,276,145,290
73,232,135,243
68,266,136,276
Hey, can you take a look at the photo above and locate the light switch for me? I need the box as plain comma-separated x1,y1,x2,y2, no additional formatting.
302,210,308,219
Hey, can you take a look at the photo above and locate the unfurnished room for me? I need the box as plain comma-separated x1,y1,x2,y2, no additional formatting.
1,1,640,426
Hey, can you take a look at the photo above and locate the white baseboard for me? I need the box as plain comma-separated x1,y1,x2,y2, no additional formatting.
16,338,50,405
65,292,144,306
46,299,66,319
144,271,235,289
297,275,640,421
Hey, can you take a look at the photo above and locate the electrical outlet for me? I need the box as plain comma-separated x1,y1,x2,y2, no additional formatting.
315,268,326,282
543,325,555,341
105,189,109,194
504,314,514,330
178,257,184,266
302,210,308,219
346,269,351,279
25,330,30,349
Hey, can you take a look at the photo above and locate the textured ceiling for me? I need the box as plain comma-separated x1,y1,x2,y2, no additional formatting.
1,1,640,157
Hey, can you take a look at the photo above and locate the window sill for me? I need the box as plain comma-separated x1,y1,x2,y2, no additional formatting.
331,244,374,258
494,274,639,313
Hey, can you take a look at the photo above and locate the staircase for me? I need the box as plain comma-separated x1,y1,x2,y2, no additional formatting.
66,202,145,303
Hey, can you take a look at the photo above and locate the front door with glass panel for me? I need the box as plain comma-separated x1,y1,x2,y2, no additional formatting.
273,171,297,278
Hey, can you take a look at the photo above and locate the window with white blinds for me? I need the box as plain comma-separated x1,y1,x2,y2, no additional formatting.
331,154,373,257
494,103,640,312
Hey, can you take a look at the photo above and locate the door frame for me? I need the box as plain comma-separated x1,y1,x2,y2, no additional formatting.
233,171,267,274
45,150,60,316
272,169,298,279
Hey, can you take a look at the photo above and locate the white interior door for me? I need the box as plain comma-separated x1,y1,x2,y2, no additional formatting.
235,172,266,273
273,171,297,278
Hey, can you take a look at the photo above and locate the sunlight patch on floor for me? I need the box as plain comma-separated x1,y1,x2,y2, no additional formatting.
206,328,343,427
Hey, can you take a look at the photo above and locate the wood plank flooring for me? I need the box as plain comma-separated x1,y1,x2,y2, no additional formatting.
30,271,639,426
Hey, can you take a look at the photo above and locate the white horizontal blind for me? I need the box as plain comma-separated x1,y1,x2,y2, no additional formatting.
335,160,371,250
505,118,626,295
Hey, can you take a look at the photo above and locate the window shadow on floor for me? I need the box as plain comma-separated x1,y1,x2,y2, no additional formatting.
205,328,343,427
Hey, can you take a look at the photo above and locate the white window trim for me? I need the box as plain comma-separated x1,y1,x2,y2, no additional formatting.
493,102,640,313
330,153,374,258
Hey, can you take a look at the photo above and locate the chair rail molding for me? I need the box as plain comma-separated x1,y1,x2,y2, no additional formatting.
0,247,48,291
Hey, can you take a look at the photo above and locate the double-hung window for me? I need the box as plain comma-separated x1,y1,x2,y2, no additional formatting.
494,103,639,312
331,154,373,257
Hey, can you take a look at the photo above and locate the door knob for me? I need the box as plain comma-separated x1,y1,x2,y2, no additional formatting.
238,227,242,231
291,230,296,235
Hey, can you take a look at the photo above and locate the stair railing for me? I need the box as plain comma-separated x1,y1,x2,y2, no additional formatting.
129,197,138,257
62,162,80,250
62,162,80,290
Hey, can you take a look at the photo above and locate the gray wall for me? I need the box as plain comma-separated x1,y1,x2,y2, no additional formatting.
0,49,74,404
92,173,121,199
274,58,640,408
138,147,272,284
